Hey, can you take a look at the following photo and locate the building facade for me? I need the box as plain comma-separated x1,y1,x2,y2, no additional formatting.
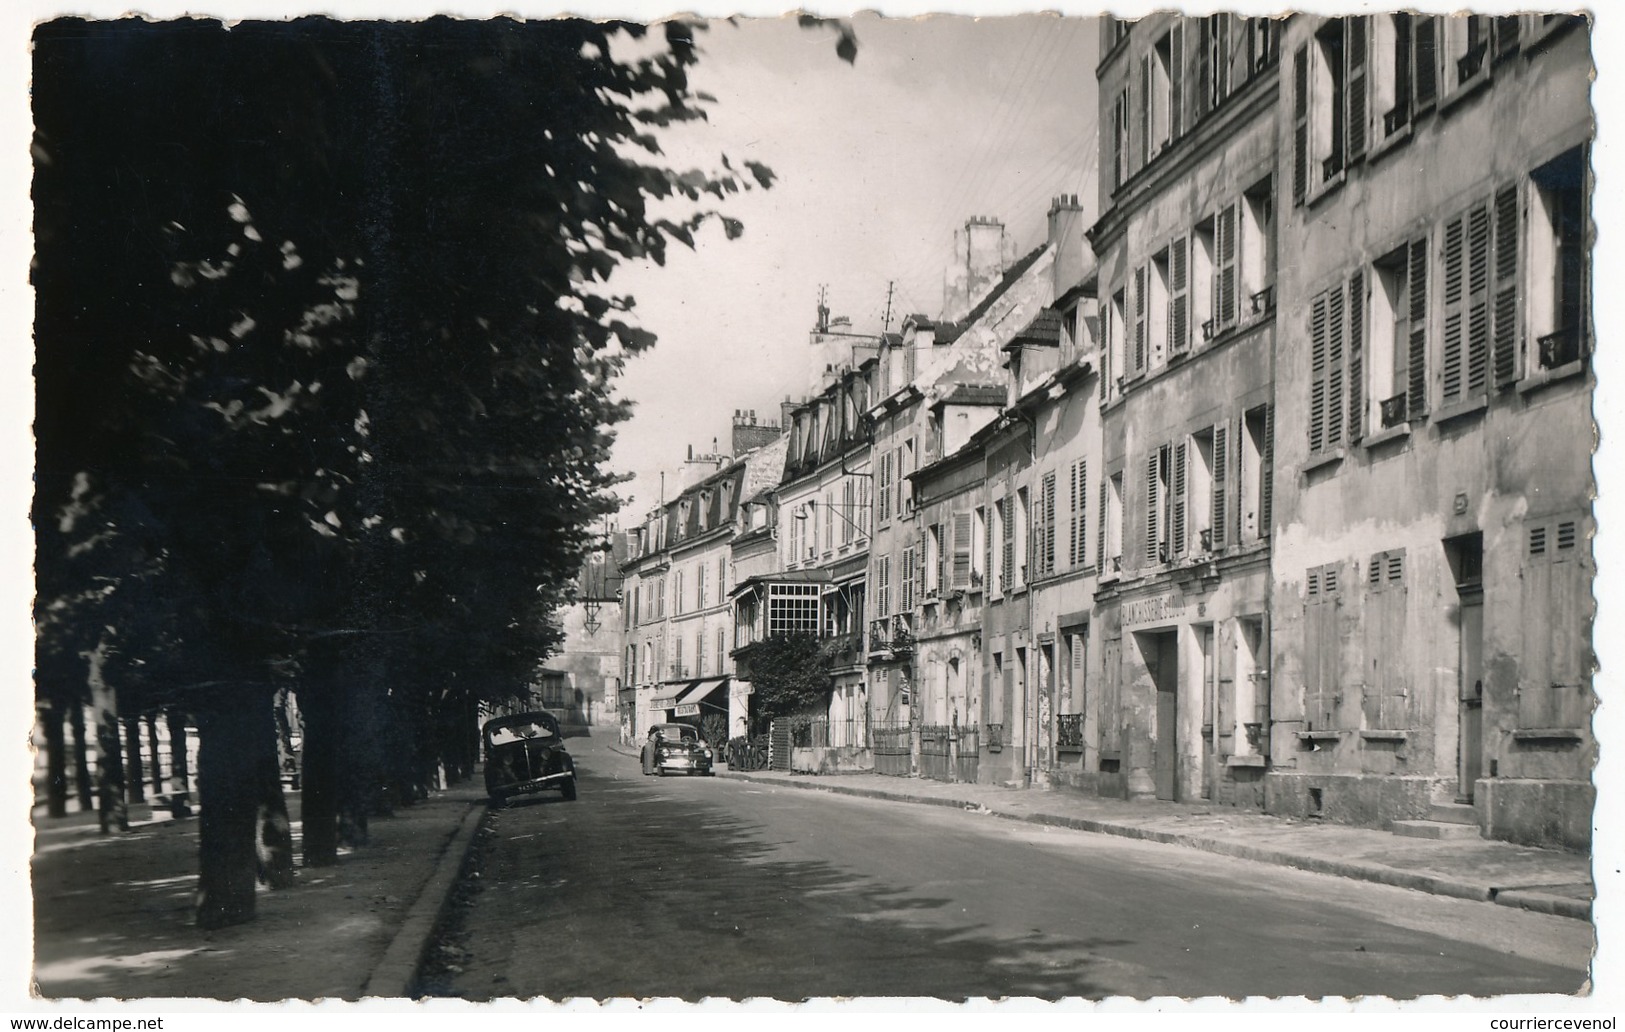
1266,14,1593,848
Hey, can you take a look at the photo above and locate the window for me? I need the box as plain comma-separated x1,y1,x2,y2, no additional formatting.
901,546,916,612
877,450,892,524
1367,243,1418,428
1146,25,1184,157
1204,14,1233,112
674,635,685,679
1212,203,1239,335
1067,459,1089,569
875,555,891,618
1107,286,1127,391
1519,514,1591,729
1034,472,1057,578
996,497,1013,593
1145,444,1172,565
1132,265,1149,375
696,631,706,676
1529,146,1588,371
656,576,666,618
1102,471,1124,573
824,491,834,553
1372,14,1413,140
927,523,943,595
1362,549,1409,729
1307,276,1355,455
718,556,727,597
696,564,706,608
1438,197,1494,409
842,478,856,544
718,627,727,669
1188,426,1220,553
631,585,640,629
974,506,987,587
900,439,916,515
1150,246,1172,365
1240,177,1276,313
1016,487,1030,588
1441,15,1490,99
1112,88,1130,192
768,583,821,636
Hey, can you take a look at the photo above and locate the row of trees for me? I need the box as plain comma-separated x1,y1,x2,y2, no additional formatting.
32,17,802,928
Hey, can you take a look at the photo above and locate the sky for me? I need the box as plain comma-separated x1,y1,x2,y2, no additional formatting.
603,13,1101,524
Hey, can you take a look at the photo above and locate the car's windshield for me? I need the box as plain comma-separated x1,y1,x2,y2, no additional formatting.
656,726,699,742
490,721,557,745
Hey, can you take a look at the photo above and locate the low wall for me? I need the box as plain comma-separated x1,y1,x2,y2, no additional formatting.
789,746,873,775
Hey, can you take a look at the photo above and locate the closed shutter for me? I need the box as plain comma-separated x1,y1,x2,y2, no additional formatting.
1346,16,1369,162
1309,289,1330,453
1139,53,1152,168
1406,236,1430,417
1041,471,1057,576
1413,16,1438,109
1212,13,1232,107
1097,478,1108,572
1211,422,1229,549
901,547,915,612
1072,459,1088,569
1216,204,1238,330
1327,277,1347,446
1466,200,1493,397
1492,183,1522,387
1171,441,1188,557
1000,499,1014,592
1145,451,1161,565
1170,234,1190,354
1133,265,1148,372
1347,270,1366,441
1292,44,1309,204
1196,17,1213,122
1260,405,1274,533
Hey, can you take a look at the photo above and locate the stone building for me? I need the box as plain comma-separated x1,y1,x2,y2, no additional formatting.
538,532,627,727
1265,14,1593,848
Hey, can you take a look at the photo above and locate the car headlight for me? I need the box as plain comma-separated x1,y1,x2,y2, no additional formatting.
703,747,712,758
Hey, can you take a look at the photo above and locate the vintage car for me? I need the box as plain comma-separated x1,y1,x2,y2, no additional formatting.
482,710,577,804
641,722,715,777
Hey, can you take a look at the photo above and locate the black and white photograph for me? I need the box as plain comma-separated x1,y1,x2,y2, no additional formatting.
10,0,1618,1021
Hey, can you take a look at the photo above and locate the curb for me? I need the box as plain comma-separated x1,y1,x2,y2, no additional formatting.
716,770,1591,921
362,796,488,999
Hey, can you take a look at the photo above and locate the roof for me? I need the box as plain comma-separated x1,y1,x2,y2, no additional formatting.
959,244,1047,328
728,569,831,598
1003,308,1064,351
930,382,1007,410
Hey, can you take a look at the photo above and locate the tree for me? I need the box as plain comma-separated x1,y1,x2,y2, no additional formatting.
741,635,831,730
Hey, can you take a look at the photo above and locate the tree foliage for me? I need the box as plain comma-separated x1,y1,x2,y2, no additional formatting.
742,635,831,727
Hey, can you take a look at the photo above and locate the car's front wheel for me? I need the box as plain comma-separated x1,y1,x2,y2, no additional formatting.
560,777,577,801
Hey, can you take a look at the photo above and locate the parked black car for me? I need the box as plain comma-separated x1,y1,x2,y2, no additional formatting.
641,722,714,777
483,710,577,804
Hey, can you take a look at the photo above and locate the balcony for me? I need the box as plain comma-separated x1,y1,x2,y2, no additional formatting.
1249,284,1276,316
1383,106,1410,136
1322,154,1345,184
1538,326,1582,370
867,616,915,659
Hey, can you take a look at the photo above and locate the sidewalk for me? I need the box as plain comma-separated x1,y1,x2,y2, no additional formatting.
679,752,1594,921
31,781,487,1000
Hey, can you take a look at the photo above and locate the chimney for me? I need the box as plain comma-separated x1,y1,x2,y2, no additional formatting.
781,395,797,431
1048,194,1087,299
941,215,1016,322
731,407,781,455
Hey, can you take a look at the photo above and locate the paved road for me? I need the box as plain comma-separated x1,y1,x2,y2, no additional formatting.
424,735,1591,1000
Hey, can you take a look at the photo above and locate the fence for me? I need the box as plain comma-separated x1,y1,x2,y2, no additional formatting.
919,723,979,783
872,721,911,777
787,716,869,750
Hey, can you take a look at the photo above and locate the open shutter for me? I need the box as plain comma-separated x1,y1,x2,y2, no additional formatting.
1292,45,1309,204
1413,16,1438,110
1170,234,1190,354
1139,53,1152,168
1170,21,1185,140
1171,441,1188,557
1440,212,1467,405
1406,236,1430,418
1133,265,1148,372
1212,14,1233,109
1466,200,1492,397
1347,270,1365,441
1216,204,1238,330
1075,460,1088,569
1327,277,1346,447
1492,183,1522,387
1261,405,1274,534
951,511,972,589
1041,471,1057,576
1145,451,1161,565
1196,17,1213,121
1346,16,1369,163
1097,479,1108,572
1309,289,1330,453
1211,422,1229,549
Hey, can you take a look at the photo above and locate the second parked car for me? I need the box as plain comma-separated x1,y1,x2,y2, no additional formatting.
641,723,714,777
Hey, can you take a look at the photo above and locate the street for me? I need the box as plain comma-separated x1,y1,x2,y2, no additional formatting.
423,736,1591,1000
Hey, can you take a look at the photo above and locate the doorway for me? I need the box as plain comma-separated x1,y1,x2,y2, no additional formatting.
1140,629,1181,801
1447,534,1485,802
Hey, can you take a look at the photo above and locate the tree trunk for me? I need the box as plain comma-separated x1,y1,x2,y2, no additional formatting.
253,696,295,890
166,711,193,818
69,703,93,811
123,716,145,804
86,637,126,833
299,685,339,866
195,693,269,929
41,700,69,818
147,713,164,798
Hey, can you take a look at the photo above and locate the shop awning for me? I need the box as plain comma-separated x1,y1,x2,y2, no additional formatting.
672,677,730,717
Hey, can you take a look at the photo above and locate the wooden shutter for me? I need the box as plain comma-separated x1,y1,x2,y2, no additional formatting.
1000,498,1014,591
1261,405,1274,534
1097,478,1108,572
1211,422,1229,549
1212,13,1232,107
1309,289,1330,453
1170,234,1190,354
1196,16,1213,121
951,511,972,588
1327,277,1346,446
1347,270,1366,441
1067,462,1080,568
1139,53,1152,168
1133,265,1148,372
1346,16,1369,163
1292,45,1309,204
1466,201,1492,397
1170,21,1185,140
1040,471,1057,576
1216,204,1238,329
1440,211,1467,404
1145,451,1162,564
1413,16,1438,110
1171,441,1188,557
1072,460,1088,569
1492,183,1522,387
1406,236,1430,418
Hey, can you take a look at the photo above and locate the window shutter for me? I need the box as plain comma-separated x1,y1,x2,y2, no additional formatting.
1196,17,1213,121
1170,21,1185,140
1466,200,1492,397
1211,422,1229,549
1213,13,1233,107
1217,204,1238,329
1292,45,1309,204
1067,462,1079,568
1492,183,1522,387
1134,265,1148,372
1327,277,1346,447
1000,499,1014,592
1413,16,1438,110
1261,404,1274,534
1145,451,1161,564
1309,289,1330,453
1406,236,1430,417
1347,270,1365,441
1346,16,1369,162
1440,212,1467,404
1073,460,1088,569
1170,234,1190,354
1139,54,1152,168
951,511,972,589
1097,478,1108,571
1171,441,1188,557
